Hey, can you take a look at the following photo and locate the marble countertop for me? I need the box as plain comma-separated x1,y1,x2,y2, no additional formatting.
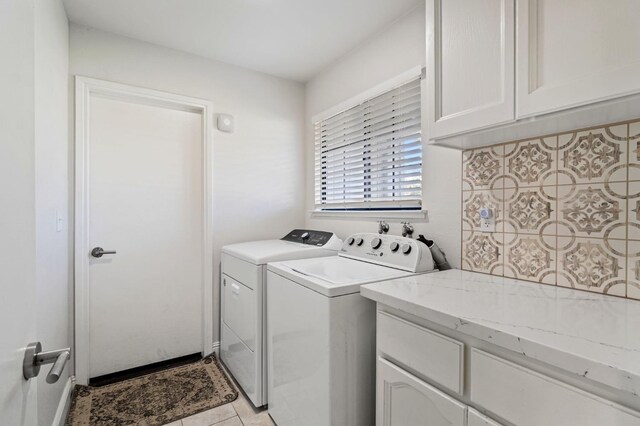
361,269,640,397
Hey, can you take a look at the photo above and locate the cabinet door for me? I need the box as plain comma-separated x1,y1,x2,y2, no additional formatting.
470,349,640,426
426,0,515,139
377,358,467,426
517,0,640,117
468,408,503,426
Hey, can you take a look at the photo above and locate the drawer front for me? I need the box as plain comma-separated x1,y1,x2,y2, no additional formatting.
470,349,640,426
377,310,464,394
222,252,261,290
377,357,467,426
220,323,257,402
222,274,256,352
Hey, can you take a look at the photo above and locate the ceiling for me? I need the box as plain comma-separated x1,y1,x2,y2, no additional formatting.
62,0,421,82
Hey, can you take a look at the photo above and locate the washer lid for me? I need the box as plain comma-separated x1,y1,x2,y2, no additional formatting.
222,240,338,264
268,257,415,297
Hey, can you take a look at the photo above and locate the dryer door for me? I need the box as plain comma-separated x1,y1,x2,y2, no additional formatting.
222,274,256,352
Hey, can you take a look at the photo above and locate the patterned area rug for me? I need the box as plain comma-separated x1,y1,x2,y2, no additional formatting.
66,354,237,426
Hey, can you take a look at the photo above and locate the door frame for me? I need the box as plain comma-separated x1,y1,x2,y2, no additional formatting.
74,76,214,385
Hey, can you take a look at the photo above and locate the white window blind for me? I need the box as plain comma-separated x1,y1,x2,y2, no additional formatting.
314,77,422,211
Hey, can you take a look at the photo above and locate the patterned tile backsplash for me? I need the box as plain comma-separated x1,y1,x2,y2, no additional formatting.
461,119,640,300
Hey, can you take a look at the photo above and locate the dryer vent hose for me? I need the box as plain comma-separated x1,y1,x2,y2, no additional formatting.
417,235,452,271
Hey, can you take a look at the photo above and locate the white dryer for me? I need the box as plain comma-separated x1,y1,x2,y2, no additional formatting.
220,229,342,407
266,233,436,426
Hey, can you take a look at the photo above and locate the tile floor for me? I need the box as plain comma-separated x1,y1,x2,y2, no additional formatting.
162,362,275,426
161,389,274,426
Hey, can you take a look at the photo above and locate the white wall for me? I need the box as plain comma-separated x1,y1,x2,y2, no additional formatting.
34,0,70,423
304,4,462,267
69,25,307,346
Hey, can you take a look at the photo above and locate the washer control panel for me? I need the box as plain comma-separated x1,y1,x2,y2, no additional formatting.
340,233,435,272
282,229,340,247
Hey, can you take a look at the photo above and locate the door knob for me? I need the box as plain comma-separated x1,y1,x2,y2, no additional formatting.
91,247,117,258
23,342,70,383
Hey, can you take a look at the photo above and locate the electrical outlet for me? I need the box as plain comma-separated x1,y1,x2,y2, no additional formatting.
480,207,495,233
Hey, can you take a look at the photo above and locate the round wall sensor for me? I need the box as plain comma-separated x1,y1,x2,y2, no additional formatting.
217,113,234,133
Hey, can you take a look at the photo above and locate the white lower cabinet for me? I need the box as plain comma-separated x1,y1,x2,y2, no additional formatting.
470,349,640,426
377,311,464,395
376,358,467,426
374,308,640,426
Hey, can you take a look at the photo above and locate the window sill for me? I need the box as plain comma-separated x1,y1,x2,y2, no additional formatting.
309,210,428,221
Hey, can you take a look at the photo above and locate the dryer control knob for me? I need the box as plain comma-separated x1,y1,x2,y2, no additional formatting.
346,237,355,245
390,242,400,252
355,237,364,246
401,244,412,255
371,238,382,249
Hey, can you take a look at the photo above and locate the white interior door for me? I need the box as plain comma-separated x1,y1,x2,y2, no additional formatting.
86,94,204,379
1,0,38,423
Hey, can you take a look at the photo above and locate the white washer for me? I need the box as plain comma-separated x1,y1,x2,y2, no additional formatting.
221,229,342,407
266,233,435,426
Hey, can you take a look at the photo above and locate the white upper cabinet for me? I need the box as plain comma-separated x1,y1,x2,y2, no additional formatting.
517,0,640,117
426,0,515,139
427,0,640,148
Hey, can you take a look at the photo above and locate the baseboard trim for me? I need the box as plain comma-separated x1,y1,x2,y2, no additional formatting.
89,353,201,387
212,341,220,355
52,376,74,426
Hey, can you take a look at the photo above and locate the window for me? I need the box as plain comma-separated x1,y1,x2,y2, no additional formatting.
314,77,422,211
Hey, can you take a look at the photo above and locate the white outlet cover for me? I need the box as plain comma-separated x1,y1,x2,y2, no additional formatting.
480,218,495,233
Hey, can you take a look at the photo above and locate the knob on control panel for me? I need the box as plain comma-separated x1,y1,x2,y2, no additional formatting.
371,237,382,249
339,233,434,272
301,232,310,240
